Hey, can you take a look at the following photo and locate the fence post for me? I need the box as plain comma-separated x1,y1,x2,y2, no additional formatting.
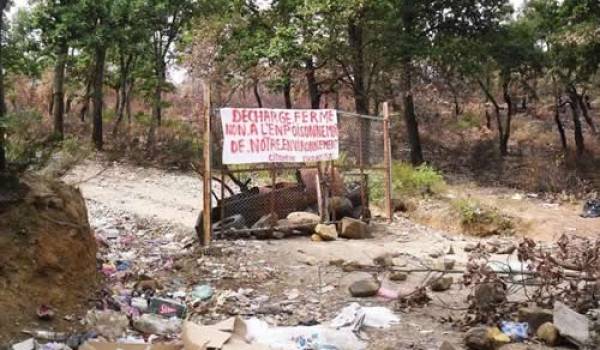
202,83,212,246
383,102,393,222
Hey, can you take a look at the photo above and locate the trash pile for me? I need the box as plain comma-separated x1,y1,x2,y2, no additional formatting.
201,168,373,241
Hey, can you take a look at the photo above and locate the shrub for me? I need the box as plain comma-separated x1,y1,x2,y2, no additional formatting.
370,162,446,205
451,198,514,236
455,110,481,130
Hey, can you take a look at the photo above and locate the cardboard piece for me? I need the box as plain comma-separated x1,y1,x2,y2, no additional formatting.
80,341,183,350
182,318,267,350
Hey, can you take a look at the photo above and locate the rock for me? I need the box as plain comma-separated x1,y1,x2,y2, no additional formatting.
133,314,182,335
311,234,323,242
348,277,380,297
496,345,532,350
517,306,553,331
251,213,279,238
340,217,371,239
315,224,338,241
554,301,591,346
392,257,408,267
328,196,354,219
465,327,509,350
430,276,453,292
464,327,493,350
464,243,478,252
373,253,394,267
473,282,506,314
286,212,321,231
389,271,408,281
85,310,129,340
439,341,456,350
443,258,456,270
536,322,558,346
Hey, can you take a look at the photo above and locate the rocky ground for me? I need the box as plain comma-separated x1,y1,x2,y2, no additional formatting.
5,160,597,349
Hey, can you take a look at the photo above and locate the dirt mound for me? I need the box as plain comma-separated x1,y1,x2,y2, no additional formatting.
0,176,99,344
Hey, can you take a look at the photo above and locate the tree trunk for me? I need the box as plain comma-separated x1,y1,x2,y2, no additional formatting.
282,77,292,109
126,79,134,124
554,100,567,151
113,55,131,136
92,45,106,150
0,1,7,173
114,87,120,112
152,63,165,127
567,87,585,157
65,94,73,115
80,75,92,122
305,58,321,109
52,41,68,140
348,19,372,165
253,80,262,108
500,80,513,156
478,79,505,156
577,93,596,134
485,109,492,129
401,59,424,165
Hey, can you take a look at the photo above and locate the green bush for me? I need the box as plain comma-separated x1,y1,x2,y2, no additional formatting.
5,110,46,166
451,198,514,236
369,162,446,204
455,110,480,130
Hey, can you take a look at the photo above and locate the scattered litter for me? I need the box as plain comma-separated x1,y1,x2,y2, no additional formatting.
376,287,399,299
37,304,55,321
500,321,528,341
330,303,400,329
148,297,187,318
191,284,214,301
133,314,182,335
12,338,35,350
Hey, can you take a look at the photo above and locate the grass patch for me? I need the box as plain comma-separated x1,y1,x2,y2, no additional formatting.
370,162,446,205
451,198,514,236
454,110,481,130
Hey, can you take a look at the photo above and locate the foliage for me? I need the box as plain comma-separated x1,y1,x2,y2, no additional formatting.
452,198,514,236
370,162,446,204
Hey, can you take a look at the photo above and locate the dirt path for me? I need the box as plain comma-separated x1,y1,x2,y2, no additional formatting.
64,161,202,228
61,161,570,349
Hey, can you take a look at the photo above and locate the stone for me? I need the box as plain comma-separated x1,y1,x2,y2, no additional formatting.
443,258,456,270
473,282,506,313
252,213,278,229
340,217,371,239
348,277,380,297
517,306,553,331
392,257,408,267
536,322,558,346
85,309,129,340
315,224,338,241
464,243,478,252
311,234,323,242
464,327,494,350
286,212,321,231
439,341,456,350
389,271,408,281
329,196,354,219
554,301,591,346
373,253,395,267
430,276,453,292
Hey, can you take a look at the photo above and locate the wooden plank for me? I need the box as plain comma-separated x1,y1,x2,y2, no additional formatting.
383,102,393,222
202,83,212,246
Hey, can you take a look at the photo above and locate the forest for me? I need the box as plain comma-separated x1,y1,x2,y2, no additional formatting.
0,0,598,187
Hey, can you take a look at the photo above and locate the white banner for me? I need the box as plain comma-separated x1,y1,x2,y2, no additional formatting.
220,108,339,164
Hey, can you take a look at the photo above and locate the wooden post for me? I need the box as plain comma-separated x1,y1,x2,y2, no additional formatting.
202,83,212,246
383,102,393,222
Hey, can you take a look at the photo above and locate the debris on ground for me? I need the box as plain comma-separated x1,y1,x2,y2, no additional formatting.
580,199,600,218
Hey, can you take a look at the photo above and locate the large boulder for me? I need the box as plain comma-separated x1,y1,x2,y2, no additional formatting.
314,224,338,241
553,301,591,347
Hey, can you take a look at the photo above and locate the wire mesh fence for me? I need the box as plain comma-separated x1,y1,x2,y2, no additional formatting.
199,107,392,244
